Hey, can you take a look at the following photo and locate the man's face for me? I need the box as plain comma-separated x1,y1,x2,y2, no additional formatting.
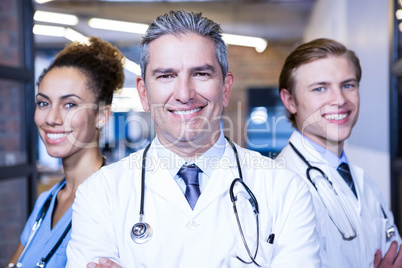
137,33,233,153
284,56,360,150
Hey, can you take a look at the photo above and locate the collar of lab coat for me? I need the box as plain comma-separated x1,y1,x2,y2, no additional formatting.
143,139,238,216
288,131,340,168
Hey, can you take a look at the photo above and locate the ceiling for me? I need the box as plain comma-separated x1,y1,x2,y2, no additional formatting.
33,0,316,48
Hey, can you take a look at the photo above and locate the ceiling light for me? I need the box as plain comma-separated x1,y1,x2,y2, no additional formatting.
64,28,89,43
88,18,148,34
250,107,268,125
34,11,79,26
33,25,87,42
33,25,65,37
34,24,140,75
222,33,268,53
35,0,53,3
100,0,215,1
88,17,267,52
124,59,141,75
397,9,402,20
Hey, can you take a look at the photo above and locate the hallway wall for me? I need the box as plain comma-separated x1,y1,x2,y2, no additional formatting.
303,0,394,201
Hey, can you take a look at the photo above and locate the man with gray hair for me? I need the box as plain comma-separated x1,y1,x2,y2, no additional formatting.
67,10,320,267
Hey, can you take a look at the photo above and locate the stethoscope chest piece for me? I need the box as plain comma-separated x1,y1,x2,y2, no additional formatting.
131,221,152,244
386,224,396,241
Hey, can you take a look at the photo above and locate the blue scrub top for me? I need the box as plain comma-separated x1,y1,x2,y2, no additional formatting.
19,180,72,267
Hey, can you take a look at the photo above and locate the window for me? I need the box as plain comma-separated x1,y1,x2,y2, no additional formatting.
0,0,36,265
246,88,293,158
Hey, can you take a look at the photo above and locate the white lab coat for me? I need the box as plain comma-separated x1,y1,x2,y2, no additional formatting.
276,131,401,268
67,139,321,267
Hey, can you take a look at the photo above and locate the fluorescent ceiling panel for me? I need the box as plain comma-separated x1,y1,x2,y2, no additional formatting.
34,11,79,26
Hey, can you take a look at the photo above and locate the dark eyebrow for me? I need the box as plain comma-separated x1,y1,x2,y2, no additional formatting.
341,78,358,84
152,68,175,76
61,94,82,100
307,81,330,88
36,92,50,100
307,77,358,88
191,64,215,73
151,64,216,76
36,92,82,100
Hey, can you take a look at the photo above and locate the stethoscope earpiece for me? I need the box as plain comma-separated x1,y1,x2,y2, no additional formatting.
131,221,152,244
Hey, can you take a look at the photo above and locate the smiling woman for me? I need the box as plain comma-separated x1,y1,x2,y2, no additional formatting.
7,36,125,268
35,68,100,157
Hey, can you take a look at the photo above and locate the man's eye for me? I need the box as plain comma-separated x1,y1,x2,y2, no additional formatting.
158,74,173,79
343,84,355,89
193,72,211,79
313,87,325,92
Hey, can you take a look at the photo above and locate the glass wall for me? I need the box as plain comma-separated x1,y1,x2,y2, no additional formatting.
0,0,23,68
0,177,28,264
0,79,27,167
246,88,293,158
0,0,36,265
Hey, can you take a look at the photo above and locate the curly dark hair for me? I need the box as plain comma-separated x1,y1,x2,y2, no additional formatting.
37,36,125,105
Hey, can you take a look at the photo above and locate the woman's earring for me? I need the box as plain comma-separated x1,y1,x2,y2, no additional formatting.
97,122,102,128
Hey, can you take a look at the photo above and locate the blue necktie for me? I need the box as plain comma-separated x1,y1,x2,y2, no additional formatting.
178,164,201,210
337,162,357,198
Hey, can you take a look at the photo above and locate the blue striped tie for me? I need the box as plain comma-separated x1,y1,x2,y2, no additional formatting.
178,164,201,210
337,162,357,198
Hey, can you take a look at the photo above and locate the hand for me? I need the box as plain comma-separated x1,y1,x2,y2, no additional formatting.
87,258,122,268
374,241,402,268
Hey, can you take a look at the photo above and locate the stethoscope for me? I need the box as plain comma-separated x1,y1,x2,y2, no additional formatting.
10,179,72,268
11,158,106,268
289,141,395,242
131,137,266,266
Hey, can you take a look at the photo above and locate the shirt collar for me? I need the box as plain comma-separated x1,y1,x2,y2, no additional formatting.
296,130,348,167
154,131,226,178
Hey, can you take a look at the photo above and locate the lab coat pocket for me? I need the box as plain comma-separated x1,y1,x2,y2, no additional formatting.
374,217,388,254
229,235,274,268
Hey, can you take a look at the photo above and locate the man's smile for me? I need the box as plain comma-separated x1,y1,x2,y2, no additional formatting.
170,107,202,115
323,112,349,121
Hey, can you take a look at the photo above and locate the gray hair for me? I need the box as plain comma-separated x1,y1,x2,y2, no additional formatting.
140,10,228,80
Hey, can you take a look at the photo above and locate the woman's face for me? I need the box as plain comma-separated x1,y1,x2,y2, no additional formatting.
35,67,100,159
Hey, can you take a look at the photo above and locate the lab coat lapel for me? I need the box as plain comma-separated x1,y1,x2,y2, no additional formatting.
349,164,364,208
144,146,192,215
143,140,238,215
193,141,237,213
288,131,359,201
349,164,364,192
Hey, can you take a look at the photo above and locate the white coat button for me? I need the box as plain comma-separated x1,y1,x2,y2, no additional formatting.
186,220,199,230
